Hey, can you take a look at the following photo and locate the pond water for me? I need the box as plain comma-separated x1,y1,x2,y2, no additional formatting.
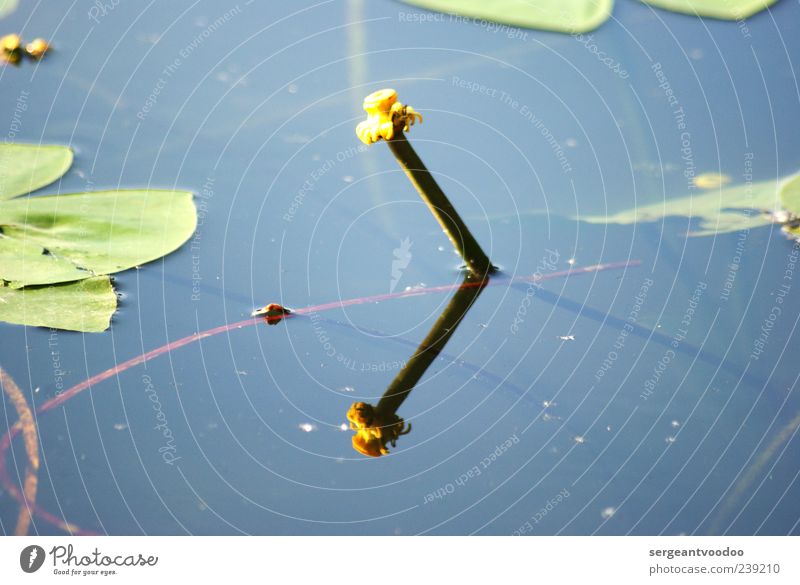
1,0,799,535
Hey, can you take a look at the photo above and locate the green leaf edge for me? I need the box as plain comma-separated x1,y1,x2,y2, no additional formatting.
0,142,75,202
0,143,74,200
0,189,198,288
0,276,117,333
0,0,18,19
397,0,614,33
0,143,196,332
779,174,800,214
578,173,800,237
641,0,778,20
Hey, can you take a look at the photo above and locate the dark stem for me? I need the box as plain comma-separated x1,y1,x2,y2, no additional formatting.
387,132,495,278
376,275,487,416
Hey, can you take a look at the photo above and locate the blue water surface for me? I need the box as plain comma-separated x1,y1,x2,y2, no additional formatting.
1,0,799,535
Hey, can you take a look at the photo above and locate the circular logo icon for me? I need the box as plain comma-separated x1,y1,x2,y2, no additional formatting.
20,545,46,573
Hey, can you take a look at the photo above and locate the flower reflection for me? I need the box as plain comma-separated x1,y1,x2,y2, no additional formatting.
346,276,487,457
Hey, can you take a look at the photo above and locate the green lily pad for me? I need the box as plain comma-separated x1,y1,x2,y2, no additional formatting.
0,234,91,288
0,144,73,200
0,277,117,333
0,190,197,287
581,174,796,236
0,0,18,19
780,174,800,214
0,142,196,331
397,0,614,33
641,0,776,20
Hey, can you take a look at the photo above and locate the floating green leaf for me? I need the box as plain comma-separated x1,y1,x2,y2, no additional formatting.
396,0,775,34
0,143,196,331
780,175,800,214
0,144,73,200
397,0,614,33
641,0,776,20
0,0,18,19
0,189,197,287
0,234,91,287
0,277,116,333
580,175,796,236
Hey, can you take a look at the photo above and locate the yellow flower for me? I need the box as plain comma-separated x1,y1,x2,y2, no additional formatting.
356,89,422,145
1,33,21,53
346,401,411,457
25,38,50,60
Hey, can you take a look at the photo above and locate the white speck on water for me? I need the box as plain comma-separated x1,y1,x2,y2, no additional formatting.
139,33,161,45
283,134,310,144
339,386,355,393
339,423,348,431
113,423,127,431
671,420,681,428
299,423,316,433
601,506,616,519
558,335,575,341
565,138,578,148
665,435,676,443
567,258,576,266
404,283,426,292
288,84,298,94
437,245,445,252
343,175,354,183
606,425,612,432
574,435,586,444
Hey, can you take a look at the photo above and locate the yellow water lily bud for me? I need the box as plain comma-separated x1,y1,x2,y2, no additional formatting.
356,88,422,145
352,430,388,457
25,38,50,59
1,33,21,53
346,401,411,457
